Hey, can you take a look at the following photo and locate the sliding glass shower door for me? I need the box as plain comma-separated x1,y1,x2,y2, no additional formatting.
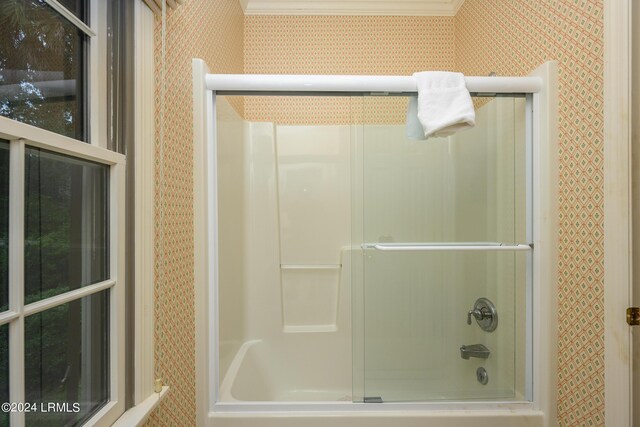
353,96,530,402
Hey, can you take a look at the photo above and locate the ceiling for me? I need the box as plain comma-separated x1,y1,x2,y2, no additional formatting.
239,0,466,16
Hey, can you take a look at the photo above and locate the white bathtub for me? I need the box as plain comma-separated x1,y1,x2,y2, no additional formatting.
220,340,351,402
213,339,543,427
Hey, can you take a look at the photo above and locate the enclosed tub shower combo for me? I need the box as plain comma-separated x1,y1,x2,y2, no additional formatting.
193,60,558,427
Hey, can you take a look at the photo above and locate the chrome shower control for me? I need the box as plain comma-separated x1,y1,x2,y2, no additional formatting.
467,297,498,332
460,344,490,360
476,367,489,385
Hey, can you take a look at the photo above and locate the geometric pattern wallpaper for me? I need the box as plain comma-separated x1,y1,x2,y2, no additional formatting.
149,1,604,425
456,2,604,425
146,0,244,425
244,15,455,124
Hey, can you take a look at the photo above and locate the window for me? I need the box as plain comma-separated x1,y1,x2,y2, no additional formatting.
0,1,126,426
0,0,88,141
0,132,125,427
24,148,109,304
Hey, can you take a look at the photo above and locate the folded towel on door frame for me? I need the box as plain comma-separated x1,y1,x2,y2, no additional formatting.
408,71,476,139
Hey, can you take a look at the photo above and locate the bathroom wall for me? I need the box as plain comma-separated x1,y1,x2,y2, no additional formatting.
149,0,605,424
455,1,605,425
244,16,455,124
243,3,605,423
147,1,245,425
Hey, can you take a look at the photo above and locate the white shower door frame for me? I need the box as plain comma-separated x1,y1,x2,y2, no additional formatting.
193,60,558,427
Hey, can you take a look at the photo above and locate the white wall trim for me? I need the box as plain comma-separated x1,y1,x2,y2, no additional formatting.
133,0,157,406
604,0,633,426
112,386,169,427
632,1,640,422
450,0,465,15
242,0,465,16
529,61,559,427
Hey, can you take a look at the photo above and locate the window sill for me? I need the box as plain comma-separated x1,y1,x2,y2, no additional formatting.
111,386,169,427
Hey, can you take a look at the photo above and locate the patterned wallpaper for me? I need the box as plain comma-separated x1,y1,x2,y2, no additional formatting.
244,5,605,425
244,15,455,124
147,0,244,425
455,2,604,425
149,1,604,425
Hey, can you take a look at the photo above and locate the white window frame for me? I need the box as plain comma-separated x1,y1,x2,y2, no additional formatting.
0,118,126,427
115,1,167,424
132,0,158,407
0,0,127,425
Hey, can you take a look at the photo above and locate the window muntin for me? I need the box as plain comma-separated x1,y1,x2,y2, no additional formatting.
0,141,9,312
24,147,109,304
24,290,109,426
55,0,88,23
0,0,87,141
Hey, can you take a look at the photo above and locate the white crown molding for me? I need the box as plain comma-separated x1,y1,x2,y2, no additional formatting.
242,0,466,16
450,0,465,15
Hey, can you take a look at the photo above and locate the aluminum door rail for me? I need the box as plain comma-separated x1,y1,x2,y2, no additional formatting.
362,243,532,251
205,74,542,94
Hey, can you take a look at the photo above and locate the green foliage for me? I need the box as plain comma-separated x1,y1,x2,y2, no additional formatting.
24,290,70,400
0,0,83,139
24,152,72,304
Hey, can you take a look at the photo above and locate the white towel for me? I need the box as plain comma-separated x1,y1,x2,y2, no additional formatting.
411,71,475,139
405,96,425,140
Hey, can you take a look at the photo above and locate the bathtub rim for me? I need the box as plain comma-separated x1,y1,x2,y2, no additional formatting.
208,407,545,427
212,401,537,413
219,340,531,408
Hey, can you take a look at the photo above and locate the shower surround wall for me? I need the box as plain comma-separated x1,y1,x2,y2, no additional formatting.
214,95,527,404
150,0,603,425
216,98,354,401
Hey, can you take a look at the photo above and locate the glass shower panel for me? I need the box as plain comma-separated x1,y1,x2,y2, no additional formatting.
354,96,528,402
216,95,364,402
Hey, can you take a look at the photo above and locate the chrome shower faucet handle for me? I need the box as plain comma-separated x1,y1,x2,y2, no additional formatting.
467,308,491,325
466,298,498,332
